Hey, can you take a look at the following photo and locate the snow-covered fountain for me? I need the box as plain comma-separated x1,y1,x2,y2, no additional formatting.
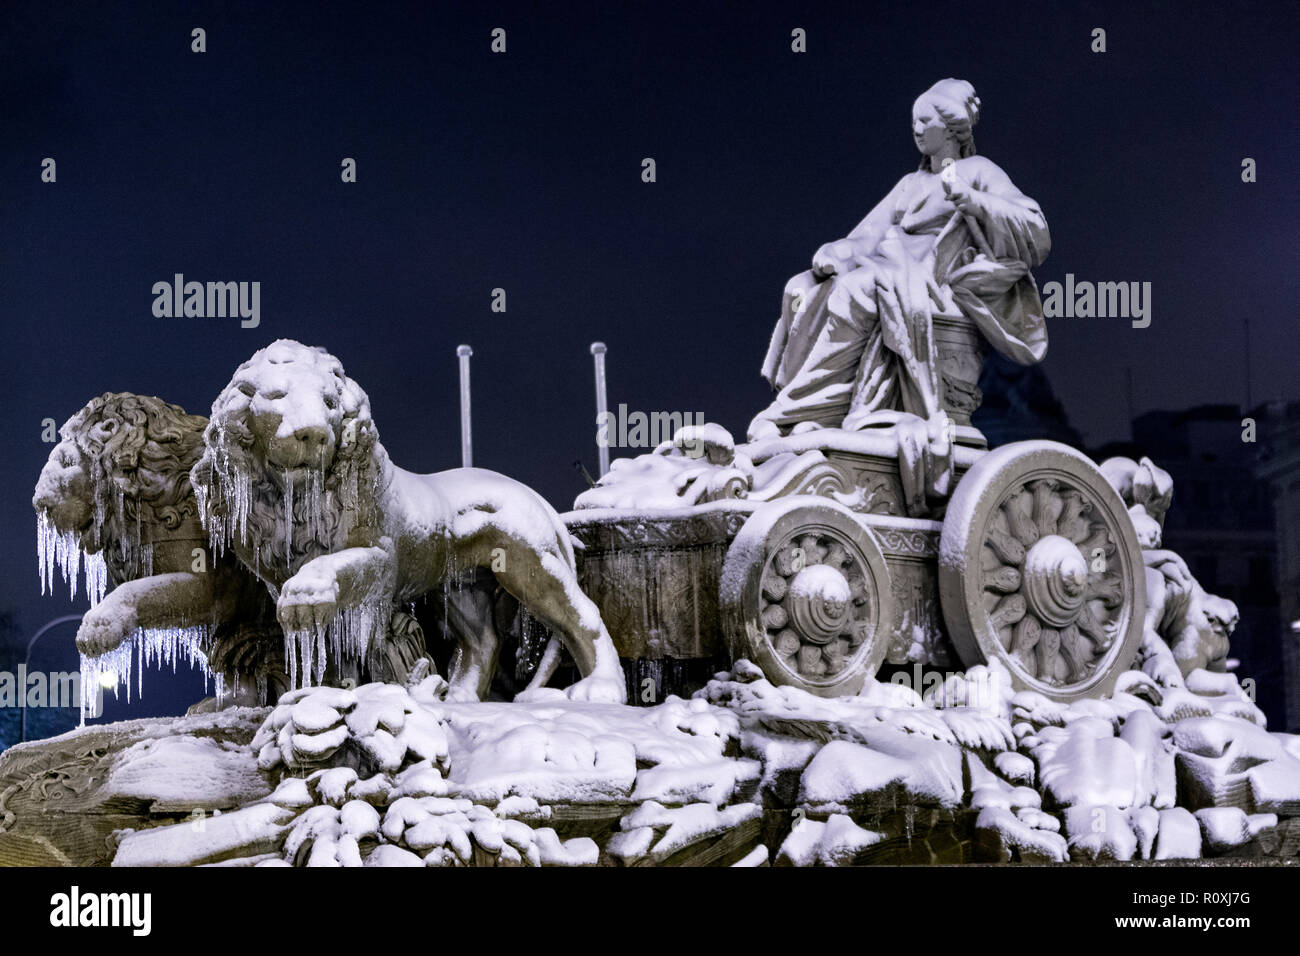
5,78,1299,868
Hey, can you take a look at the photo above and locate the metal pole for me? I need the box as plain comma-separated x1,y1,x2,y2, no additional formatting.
590,342,609,477
457,345,473,468
19,615,82,743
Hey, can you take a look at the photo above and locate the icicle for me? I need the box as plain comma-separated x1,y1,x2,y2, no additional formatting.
84,551,108,607
78,625,214,724
279,603,389,692
36,512,109,606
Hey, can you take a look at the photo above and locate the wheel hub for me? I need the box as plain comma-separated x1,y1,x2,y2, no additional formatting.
786,564,852,645
1022,534,1088,627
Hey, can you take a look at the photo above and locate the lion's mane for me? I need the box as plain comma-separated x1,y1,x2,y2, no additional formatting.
58,393,209,579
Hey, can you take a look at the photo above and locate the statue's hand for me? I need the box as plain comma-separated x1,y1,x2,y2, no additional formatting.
941,168,975,212
812,241,854,278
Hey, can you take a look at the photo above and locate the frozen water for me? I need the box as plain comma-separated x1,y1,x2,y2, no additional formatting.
36,511,108,607
79,625,217,722
282,603,387,691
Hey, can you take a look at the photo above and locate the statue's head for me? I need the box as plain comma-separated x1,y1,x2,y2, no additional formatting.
1203,594,1239,642
208,340,373,476
1102,455,1174,537
33,393,207,553
913,78,980,160
194,340,380,574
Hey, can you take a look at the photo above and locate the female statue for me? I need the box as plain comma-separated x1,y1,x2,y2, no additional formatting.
750,78,1051,441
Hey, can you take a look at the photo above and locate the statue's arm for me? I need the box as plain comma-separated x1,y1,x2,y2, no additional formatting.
843,174,911,258
958,159,1051,265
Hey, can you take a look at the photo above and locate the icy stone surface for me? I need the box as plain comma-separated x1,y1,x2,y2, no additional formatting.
8,651,1298,867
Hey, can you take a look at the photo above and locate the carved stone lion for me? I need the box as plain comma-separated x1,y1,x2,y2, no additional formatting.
190,339,627,703
1102,456,1237,677
33,392,286,702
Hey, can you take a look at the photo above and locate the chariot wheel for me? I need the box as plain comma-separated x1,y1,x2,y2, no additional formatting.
721,497,895,697
938,442,1146,702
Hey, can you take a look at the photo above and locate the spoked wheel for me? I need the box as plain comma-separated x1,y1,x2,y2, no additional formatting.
938,442,1146,701
721,498,895,697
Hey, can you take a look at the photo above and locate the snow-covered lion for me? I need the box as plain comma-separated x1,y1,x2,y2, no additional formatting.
190,339,627,703
33,392,286,701
1101,455,1238,676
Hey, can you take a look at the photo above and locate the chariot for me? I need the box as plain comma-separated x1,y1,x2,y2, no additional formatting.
564,425,1147,704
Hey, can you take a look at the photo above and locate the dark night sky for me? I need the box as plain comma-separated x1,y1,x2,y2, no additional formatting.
1,0,1297,727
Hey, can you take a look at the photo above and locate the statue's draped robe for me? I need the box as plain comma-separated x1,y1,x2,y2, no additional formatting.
756,155,1051,432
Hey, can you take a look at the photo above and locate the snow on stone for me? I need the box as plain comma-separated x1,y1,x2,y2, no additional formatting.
1154,807,1202,860
1194,807,1253,853
83,637,1300,867
616,801,760,863
775,814,885,867
1034,718,1141,809
974,806,1067,863
1063,805,1140,861
431,695,746,804
104,735,270,812
798,735,963,810
113,803,298,867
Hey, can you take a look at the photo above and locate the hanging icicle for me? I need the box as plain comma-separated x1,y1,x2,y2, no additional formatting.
78,624,216,723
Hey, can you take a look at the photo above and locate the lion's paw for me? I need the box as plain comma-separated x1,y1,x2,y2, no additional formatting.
564,673,627,705
277,568,340,631
76,601,138,658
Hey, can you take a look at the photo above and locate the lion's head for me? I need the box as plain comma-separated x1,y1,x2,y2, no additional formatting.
192,340,384,583
34,393,208,589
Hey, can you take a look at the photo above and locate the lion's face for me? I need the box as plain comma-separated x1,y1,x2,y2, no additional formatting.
212,340,369,479
34,393,208,562
33,437,96,540
197,341,379,576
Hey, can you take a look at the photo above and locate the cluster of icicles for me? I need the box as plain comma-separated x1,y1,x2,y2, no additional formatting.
37,511,109,608
196,443,388,692
283,605,388,691
78,625,222,722
195,422,335,575
38,512,223,721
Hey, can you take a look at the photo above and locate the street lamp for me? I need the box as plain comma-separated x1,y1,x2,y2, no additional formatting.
18,615,82,744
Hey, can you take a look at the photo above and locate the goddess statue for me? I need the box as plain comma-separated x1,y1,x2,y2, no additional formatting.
750,78,1051,445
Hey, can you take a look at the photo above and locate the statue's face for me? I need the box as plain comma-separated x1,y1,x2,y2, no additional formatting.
1204,596,1239,639
227,342,347,476
33,438,95,536
911,101,949,157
